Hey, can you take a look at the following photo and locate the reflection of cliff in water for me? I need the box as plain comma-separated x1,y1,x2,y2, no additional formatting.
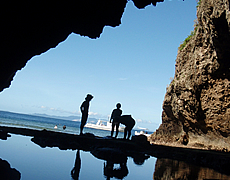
153,158,230,180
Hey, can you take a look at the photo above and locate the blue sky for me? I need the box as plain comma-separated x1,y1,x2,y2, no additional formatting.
0,0,197,131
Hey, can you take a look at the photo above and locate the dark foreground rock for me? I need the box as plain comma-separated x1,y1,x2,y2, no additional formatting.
0,130,11,140
1,125,230,176
0,158,21,180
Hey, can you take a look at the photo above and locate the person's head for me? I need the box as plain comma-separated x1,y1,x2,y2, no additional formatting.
85,94,93,101
116,103,121,109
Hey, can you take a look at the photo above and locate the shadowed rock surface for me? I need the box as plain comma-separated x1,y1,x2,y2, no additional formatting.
0,0,163,92
0,158,21,180
153,158,230,180
149,0,230,151
0,130,11,140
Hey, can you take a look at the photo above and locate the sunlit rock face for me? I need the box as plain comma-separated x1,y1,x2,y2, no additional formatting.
149,0,230,151
0,0,163,92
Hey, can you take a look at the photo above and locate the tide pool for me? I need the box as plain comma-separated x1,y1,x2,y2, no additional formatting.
0,134,156,180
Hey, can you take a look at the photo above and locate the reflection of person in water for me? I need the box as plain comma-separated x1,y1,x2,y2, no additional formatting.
110,103,122,138
80,94,93,135
119,115,135,139
71,150,81,180
104,160,128,180
132,153,150,165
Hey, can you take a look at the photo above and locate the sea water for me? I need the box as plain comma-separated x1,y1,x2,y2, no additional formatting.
0,110,128,138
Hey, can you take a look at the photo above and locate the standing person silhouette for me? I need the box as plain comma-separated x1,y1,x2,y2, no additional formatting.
80,94,93,135
110,103,122,138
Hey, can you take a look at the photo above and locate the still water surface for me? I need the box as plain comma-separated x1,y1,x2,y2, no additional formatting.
1,134,230,180
0,134,156,180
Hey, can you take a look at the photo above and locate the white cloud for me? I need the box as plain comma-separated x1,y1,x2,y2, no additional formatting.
135,119,157,125
36,106,110,120
118,78,128,81
88,111,98,116
38,105,81,115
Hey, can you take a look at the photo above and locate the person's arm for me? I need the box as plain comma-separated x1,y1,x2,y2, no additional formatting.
110,110,114,123
120,110,122,116
80,102,85,113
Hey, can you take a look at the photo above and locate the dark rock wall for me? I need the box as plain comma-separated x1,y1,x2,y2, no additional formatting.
0,0,163,92
149,0,230,151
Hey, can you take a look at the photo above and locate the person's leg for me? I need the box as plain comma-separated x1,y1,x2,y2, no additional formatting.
111,122,115,137
127,129,132,139
124,127,127,139
127,120,135,139
80,125,83,135
80,114,87,135
115,123,119,138
80,122,85,135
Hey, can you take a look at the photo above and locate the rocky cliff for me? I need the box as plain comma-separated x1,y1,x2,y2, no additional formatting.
149,0,230,151
0,0,163,92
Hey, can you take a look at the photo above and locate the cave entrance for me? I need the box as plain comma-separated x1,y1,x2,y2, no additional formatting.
0,1,197,132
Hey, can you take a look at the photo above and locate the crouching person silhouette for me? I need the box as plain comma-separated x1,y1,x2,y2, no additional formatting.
119,115,135,140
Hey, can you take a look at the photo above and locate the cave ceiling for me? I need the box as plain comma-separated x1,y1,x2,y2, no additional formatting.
0,0,164,92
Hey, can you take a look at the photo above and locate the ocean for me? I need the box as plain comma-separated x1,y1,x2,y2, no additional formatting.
0,110,153,138
0,110,122,137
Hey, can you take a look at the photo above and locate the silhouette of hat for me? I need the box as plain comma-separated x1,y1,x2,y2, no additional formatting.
86,94,93,100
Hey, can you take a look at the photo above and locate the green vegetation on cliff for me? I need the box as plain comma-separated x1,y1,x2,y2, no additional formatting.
178,30,195,51
178,0,201,51
196,0,202,8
